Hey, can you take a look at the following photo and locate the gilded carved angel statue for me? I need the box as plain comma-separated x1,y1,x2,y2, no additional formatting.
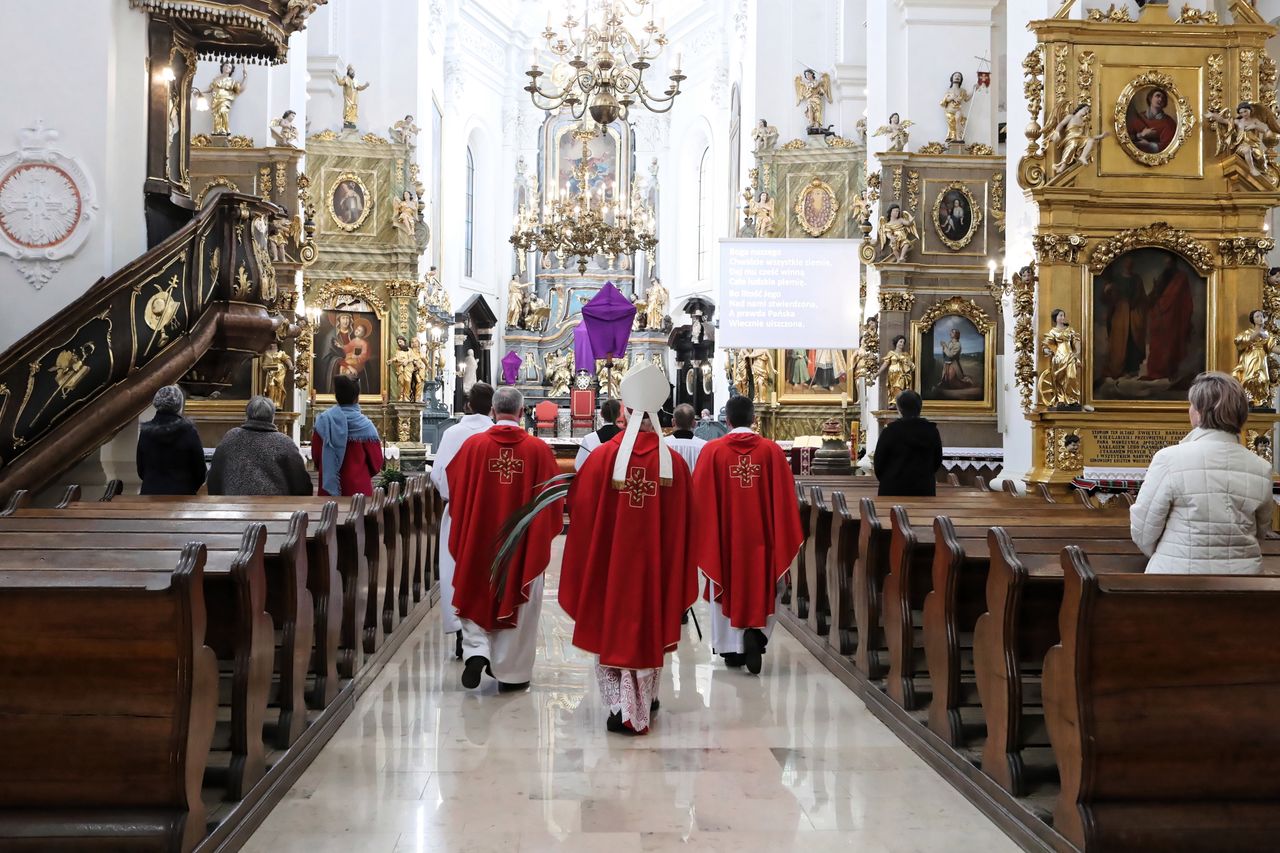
877,203,919,263
1048,103,1107,172
794,69,833,130
1205,101,1280,182
1232,309,1280,409
872,113,914,153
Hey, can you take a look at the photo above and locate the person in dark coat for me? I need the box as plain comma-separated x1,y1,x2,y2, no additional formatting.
873,390,943,497
136,384,207,495
208,396,313,496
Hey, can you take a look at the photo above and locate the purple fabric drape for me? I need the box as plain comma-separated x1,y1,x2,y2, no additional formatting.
573,323,594,373
500,350,522,385
580,282,636,361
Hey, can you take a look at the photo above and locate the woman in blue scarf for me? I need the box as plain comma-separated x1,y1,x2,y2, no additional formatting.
310,375,384,496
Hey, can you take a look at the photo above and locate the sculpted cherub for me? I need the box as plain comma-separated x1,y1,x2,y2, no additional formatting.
1049,103,1108,172
1205,101,1280,181
877,203,919,263
872,113,914,153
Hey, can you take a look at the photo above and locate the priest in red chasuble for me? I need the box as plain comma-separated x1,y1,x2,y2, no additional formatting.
561,364,697,735
694,394,802,674
448,387,562,692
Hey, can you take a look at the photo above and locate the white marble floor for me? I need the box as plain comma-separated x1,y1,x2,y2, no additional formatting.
242,542,1019,853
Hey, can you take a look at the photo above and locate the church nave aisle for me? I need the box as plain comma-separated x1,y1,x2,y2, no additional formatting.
242,543,1017,853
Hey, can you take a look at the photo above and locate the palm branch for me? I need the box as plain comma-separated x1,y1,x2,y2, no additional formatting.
490,472,575,594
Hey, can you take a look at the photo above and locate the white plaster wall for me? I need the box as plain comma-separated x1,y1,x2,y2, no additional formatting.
0,0,147,350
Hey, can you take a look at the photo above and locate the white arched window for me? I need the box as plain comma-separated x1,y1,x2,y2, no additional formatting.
464,146,475,278
696,146,711,280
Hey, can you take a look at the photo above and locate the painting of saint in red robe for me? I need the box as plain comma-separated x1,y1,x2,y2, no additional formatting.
1092,248,1205,402
1126,86,1177,154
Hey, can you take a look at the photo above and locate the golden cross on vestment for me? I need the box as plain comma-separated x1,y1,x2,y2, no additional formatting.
488,447,525,484
729,455,762,488
621,466,657,508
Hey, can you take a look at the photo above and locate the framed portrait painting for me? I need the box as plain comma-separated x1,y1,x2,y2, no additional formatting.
1113,71,1194,167
931,181,983,251
1089,246,1207,404
776,349,857,403
911,297,995,412
311,305,386,401
328,171,372,232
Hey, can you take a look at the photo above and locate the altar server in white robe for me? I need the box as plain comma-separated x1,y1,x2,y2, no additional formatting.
665,404,707,472
429,381,494,658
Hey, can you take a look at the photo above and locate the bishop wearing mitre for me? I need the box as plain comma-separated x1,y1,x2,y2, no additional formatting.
693,394,802,674
560,364,698,735
448,386,562,692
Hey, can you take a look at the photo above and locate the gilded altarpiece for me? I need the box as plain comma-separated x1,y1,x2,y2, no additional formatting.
747,139,867,443
303,130,431,445
869,150,1006,455
1017,1,1280,498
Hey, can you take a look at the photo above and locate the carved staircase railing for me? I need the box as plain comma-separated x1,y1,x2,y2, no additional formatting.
0,192,282,495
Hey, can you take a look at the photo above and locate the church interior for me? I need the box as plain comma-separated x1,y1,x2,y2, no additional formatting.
4,0,1280,850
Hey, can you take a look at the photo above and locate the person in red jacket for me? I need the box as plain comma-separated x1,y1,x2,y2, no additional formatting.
560,364,697,735
693,394,803,674
311,374,384,496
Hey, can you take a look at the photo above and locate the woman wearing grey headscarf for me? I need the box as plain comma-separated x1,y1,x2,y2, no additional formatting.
208,396,313,496
136,384,207,495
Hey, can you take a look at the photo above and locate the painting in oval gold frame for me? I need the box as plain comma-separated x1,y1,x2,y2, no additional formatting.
930,181,982,251
793,177,839,237
1112,70,1195,168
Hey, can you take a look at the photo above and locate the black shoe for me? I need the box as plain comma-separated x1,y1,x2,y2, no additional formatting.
461,655,489,689
649,698,660,713
454,631,463,661
744,629,767,675
606,711,641,736
681,611,689,625
498,680,530,693
722,653,745,669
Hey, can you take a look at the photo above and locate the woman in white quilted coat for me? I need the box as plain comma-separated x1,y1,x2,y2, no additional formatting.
1130,372,1276,574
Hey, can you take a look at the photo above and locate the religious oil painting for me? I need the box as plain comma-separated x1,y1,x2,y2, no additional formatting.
776,349,856,404
931,181,981,251
1091,247,1207,403
1113,71,1193,167
328,173,370,232
312,307,385,400
794,178,839,237
557,126,619,200
1124,86,1176,155
918,315,987,404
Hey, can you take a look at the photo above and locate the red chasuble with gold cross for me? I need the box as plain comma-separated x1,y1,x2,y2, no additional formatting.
560,429,698,669
693,431,803,629
448,425,562,631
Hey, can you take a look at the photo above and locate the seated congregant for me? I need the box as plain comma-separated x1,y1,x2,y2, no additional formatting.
666,403,707,472
873,390,943,496
574,397,623,470
136,384,207,496
208,396,313,496
1130,372,1275,574
311,374,384,497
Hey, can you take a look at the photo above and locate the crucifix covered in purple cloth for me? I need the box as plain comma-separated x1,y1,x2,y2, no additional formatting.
500,350,522,385
579,282,636,363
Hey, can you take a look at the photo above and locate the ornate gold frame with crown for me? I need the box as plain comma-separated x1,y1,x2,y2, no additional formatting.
929,180,984,251
326,171,373,233
1112,69,1196,167
910,296,996,413
793,177,840,237
307,277,389,404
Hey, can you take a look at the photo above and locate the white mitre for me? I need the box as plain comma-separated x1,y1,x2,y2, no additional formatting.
612,362,673,488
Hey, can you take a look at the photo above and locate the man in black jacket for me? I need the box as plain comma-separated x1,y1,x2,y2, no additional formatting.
873,390,943,496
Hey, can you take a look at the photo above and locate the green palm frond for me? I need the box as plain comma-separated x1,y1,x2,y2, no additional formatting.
490,473,574,594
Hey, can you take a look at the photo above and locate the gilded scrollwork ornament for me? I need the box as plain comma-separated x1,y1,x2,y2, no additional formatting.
1011,265,1037,413
1218,236,1274,267
991,172,1006,233
1086,222,1214,275
879,292,915,314
917,141,947,155
1176,6,1218,24
1085,4,1133,22
917,296,991,335
1023,45,1045,156
906,171,920,213
1033,233,1087,265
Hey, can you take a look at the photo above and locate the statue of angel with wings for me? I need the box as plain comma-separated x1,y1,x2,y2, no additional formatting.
878,203,919,264
1205,101,1280,182
1048,102,1107,172
872,113,914,153
795,69,833,131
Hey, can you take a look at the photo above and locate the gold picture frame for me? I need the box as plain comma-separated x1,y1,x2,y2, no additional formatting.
1113,70,1196,168
327,171,372,232
308,278,388,403
793,177,840,237
930,181,983,251
774,348,858,404
911,296,996,413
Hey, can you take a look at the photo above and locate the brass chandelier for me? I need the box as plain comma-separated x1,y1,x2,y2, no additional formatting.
510,123,657,275
524,0,685,126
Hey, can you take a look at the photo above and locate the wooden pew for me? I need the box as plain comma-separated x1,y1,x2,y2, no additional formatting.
0,530,271,801
825,492,857,656
5,505,346,712
803,486,831,636
1044,547,1280,851
0,544,218,852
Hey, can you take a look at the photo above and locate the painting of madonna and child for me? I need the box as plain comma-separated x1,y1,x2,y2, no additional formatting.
1091,247,1206,402
314,308,384,400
